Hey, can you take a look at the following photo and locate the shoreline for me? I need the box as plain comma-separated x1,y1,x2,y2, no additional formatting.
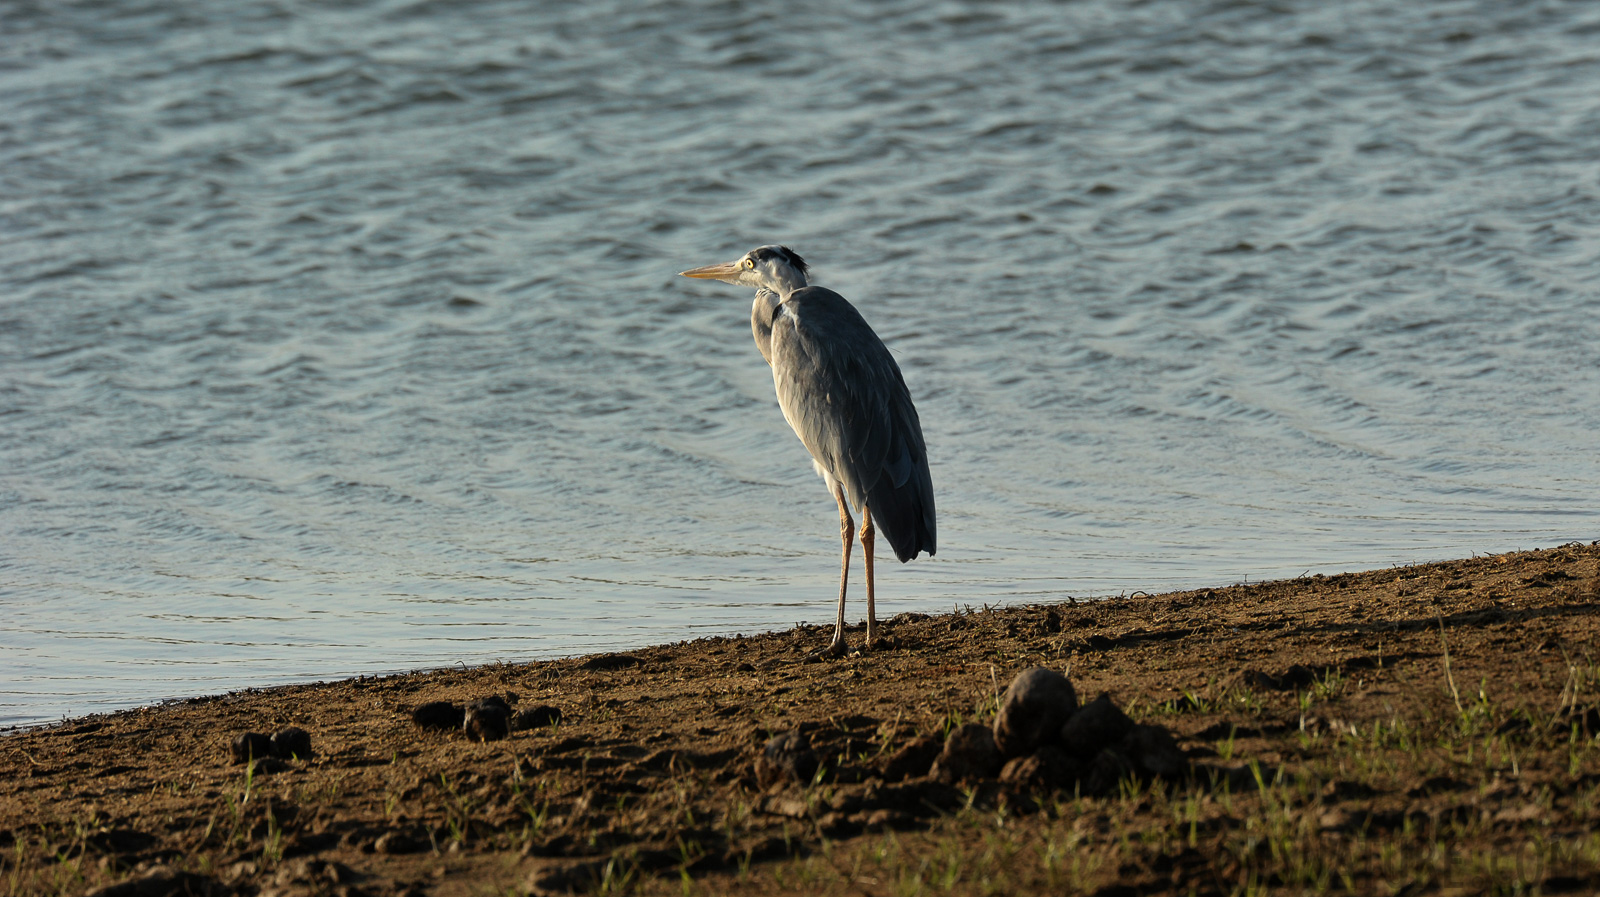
3,543,1597,895
2,546,1567,737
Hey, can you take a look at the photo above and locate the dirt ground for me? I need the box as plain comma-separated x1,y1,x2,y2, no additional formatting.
4,543,1599,897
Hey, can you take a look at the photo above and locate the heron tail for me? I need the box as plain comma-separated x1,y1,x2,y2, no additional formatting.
866,460,936,563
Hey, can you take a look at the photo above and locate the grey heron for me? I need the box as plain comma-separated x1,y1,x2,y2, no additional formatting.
680,246,935,656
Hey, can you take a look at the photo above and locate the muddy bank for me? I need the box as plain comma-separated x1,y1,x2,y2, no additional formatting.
3,543,1599,896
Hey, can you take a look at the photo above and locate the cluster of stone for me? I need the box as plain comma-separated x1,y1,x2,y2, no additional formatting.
230,726,313,765
409,695,562,741
888,666,1188,796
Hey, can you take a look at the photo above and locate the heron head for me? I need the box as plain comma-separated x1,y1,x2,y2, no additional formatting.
680,245,809,293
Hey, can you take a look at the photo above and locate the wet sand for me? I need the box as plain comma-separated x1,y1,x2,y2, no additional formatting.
3,543,1598,896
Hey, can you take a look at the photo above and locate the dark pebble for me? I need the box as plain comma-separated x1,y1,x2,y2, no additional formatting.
930,723,1002,783
1246,664,1319,690
1059,692,1135,759
817,811,861,839
1123,723,1187,778
863,808,916,831
1242,669,1280,690
476,694,512,712
880,735,942,782
1280,664,1319,688
270,726,313,760
374,829,428,855
464,697,511,742
993,667,1078,758
411,701,465,730
1083,747,1135,796
755,729,819,787
1322,779,1378,801
231,732,273,765
999,745,1082,792
248,757,289,775
511,705,564,731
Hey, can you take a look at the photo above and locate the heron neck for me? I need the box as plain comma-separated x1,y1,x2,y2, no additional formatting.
766,272,806,297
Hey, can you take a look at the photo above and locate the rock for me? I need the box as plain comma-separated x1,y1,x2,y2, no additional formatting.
249,756,289,775
411,701,465,730
1319,807,1361,832
1280,664,1319,688
1058,693,1135,759
755,794,810,817
464,697,511,742
993,667,1078,759
1492,804,1544,823
998,745,1082,792
817,811,860,838
1321,779,1378,801
273,857,356,887
1245,664,1318,691
755,729,819,787
1083,748,1135,797
930,723,1002,783
269,726,313,760
465,694,511,717
374,829,428,855
231,732,273,765
862,808,914,831
1242,669,1280,690
881,736,942,782
1123,723,1187,778
512,705,563,731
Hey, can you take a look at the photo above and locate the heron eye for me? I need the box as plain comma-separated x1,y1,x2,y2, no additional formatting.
743,259,755,269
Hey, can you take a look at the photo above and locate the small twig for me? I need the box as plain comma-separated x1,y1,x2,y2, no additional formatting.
1438,613,1463,715
1557,643,1579,713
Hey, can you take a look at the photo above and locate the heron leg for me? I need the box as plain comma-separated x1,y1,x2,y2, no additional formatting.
860,506,877,648
826,482,854,657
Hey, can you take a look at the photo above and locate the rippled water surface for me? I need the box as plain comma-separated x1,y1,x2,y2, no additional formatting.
4,0,1599,727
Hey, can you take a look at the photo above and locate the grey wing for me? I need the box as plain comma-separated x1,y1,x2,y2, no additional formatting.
769,287,935,562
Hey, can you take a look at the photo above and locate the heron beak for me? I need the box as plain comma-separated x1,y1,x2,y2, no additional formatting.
679,261,742,283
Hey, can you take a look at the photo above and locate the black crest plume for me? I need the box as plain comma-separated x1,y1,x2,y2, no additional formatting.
754,245,808,277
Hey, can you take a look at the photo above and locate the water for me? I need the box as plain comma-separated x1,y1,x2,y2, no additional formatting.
3,0,1598,729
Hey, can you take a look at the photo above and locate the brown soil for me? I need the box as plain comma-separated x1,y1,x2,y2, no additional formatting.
4,543,1599,897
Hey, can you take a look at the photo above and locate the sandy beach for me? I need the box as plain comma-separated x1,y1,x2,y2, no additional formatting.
3,542,1597,896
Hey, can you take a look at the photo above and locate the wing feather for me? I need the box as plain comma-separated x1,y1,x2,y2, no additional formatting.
767,287,935,561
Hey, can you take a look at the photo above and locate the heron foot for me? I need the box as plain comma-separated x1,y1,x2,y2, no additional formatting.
809,639,850,661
